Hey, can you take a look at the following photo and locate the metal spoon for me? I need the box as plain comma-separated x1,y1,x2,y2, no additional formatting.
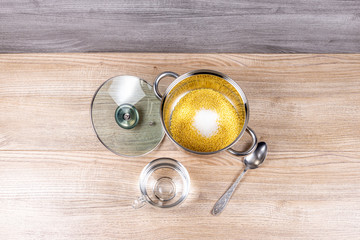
211,142,268,216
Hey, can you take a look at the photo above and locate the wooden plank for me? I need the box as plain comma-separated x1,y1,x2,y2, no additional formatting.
1,53,360,239
0,150,359,239
1,1,360,53
1,53,360,152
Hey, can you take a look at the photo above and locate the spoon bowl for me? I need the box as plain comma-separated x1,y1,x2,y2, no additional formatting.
244,142,268,169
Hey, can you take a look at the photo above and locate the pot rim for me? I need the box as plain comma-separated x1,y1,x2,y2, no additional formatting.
159,69,250,155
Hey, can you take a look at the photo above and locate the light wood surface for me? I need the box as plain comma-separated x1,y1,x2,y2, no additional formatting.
0,53,360,239
1,1,360,53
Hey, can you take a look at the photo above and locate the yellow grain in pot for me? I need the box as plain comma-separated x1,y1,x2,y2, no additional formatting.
170,88,244,152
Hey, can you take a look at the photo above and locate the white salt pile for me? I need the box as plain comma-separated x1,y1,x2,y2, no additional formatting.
192,109,219,138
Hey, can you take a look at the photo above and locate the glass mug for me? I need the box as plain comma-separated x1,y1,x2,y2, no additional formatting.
132,158,190,209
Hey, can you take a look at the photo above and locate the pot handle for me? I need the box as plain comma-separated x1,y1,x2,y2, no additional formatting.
227,127,258,157
153,71,179,100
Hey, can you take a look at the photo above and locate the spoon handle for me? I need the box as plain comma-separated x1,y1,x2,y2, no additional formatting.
211,167,249,216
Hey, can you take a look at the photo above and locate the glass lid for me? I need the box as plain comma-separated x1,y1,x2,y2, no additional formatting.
91,75,164,157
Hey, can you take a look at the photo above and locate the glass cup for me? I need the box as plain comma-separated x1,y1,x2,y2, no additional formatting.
132,158,190,209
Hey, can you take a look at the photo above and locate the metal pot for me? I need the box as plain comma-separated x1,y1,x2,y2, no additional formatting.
153,69,257,157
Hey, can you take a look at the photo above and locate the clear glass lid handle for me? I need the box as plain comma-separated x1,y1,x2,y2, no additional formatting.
132,195,146,209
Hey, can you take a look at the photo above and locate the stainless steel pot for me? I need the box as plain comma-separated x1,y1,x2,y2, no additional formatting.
153,69,257,157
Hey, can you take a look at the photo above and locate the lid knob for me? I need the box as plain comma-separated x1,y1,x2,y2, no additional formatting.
115,104,139,129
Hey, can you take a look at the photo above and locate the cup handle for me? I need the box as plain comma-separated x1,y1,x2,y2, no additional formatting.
227,127,258,157
132,195,146,209
153,71,179,100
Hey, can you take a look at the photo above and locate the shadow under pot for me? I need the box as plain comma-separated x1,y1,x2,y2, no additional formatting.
153,69,258,157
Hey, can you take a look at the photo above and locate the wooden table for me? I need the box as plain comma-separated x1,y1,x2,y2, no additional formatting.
1,53,359,239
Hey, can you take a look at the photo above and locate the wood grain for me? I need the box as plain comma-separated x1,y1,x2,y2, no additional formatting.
1,53,360,152
0,53,360,239
0,150,359,239
1,1,360,53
